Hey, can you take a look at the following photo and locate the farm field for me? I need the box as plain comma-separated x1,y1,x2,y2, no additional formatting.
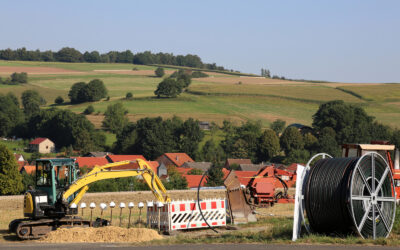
1,60,400,128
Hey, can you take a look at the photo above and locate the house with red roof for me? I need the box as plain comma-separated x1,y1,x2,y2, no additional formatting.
14,153,28,172
156,153,194,168
74,157,109,169
148,161,168,178
176,167,193,175
29,138,55,154
20,165,36,175
183,174,207,188
106,155,146,163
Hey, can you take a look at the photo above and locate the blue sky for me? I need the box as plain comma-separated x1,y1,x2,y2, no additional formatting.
0,0,399,82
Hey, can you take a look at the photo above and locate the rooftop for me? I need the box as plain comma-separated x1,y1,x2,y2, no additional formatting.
183,174,207,188
74,157,109,168
29,137,50,145
107,155,147,163
163,153,194,167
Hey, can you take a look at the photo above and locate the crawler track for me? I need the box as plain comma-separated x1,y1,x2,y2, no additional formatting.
13,216,91,240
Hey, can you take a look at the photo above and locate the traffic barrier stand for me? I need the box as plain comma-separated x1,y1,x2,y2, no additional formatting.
147,198,226,232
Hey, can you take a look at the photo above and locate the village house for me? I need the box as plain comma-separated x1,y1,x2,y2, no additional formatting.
14,153,28,172
29,138,55,154
20,165,36,175
84,152,113,157
106,154,146,163
181,162,212,173
198,121,211,130
238,163,265,172
74,157,109,169
224,158,252,169
156,153,194,168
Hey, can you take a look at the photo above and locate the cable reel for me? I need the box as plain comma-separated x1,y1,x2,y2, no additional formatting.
299,152,396,239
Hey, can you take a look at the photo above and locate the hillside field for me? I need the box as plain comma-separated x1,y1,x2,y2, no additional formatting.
1,60,400,129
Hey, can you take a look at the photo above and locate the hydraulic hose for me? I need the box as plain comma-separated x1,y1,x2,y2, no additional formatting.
197,169,219,233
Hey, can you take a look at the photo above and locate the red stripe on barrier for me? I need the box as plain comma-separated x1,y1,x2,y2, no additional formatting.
222,221,225,225
191,224,197,227
172,204,175,212
190,203,196,210
201,202,206,210
211,201,217,209
202,223,207,226
173,225,176,229
180,204,185,211
180,225,186,228
212,222,217,226
221,201,224,208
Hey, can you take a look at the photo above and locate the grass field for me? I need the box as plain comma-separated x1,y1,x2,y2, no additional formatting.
1,60,400,128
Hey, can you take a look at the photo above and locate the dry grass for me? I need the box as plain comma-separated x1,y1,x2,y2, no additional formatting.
0,189,225,242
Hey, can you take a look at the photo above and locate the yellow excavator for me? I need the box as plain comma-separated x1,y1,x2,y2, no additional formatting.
9,158,170,239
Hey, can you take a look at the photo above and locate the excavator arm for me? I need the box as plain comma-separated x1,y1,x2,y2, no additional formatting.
62,159,170,206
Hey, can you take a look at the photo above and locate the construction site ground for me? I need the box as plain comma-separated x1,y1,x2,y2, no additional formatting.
1,189,399,247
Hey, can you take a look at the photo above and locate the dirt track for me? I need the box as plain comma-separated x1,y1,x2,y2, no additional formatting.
0,66,83,75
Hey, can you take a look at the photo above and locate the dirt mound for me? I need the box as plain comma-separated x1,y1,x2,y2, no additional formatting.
40,226,163,243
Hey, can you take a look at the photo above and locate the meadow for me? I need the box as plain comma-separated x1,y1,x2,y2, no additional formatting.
1,60,400,130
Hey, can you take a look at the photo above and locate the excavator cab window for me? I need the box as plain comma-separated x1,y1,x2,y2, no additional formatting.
55,165,69,188
36,162,52,187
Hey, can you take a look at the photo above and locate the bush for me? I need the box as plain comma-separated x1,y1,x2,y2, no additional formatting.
191,71,208,78
54,96,64,104
154,78,183,98
68,79,108,104
83,105,95,115
132,67,139,71
155,67,165,77
126,92,133,100
10,72,28,84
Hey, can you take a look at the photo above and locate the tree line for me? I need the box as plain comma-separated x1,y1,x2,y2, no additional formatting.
0,47,226,70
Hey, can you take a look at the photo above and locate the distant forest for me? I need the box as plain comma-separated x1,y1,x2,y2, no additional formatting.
0,47,227,71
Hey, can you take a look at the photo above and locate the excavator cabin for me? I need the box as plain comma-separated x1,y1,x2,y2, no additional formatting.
24,158,79,219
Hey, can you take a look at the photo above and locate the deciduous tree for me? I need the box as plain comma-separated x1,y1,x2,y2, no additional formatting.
102,103,129,134
257,129,280,162
0,145,24,195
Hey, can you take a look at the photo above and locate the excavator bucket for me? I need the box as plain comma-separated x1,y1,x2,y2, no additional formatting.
224,170,257,224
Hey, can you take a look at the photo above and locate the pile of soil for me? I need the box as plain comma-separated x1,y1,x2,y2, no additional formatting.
40,226,163,243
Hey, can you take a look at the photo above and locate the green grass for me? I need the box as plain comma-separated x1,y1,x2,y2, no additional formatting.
338,84,400,102
160,208,400,246
0,60,155,71
189,83,364,103
0,139,32,160
2,60,400,128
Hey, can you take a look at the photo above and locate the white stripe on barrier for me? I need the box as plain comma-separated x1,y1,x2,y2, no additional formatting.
147,198,226,231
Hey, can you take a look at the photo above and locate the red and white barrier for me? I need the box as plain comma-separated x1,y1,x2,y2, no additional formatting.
147,198,226,232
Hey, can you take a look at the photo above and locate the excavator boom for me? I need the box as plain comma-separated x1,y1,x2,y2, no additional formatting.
64,159,170,205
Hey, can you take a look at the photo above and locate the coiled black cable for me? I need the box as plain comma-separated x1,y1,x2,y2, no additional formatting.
304,155,395,238
305,157,356,235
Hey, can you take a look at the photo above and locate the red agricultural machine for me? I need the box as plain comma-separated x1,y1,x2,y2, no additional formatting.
341,141,400,202
224,165,295,224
